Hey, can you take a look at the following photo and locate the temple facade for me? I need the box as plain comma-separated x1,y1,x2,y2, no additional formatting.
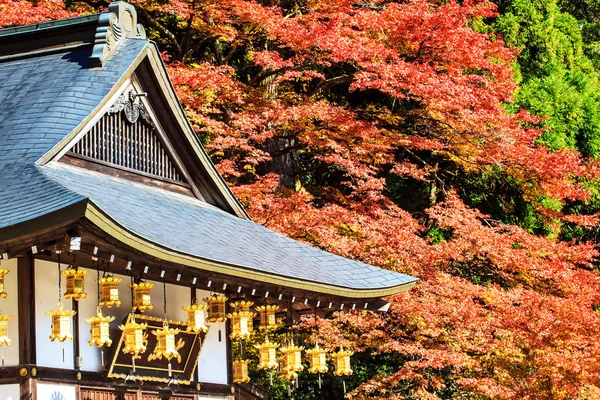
0,3,417,400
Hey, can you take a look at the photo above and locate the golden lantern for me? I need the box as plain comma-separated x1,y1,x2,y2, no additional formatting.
0,269,9,298
333,347,353,376
85,307,115,347
0,314,13,346
130,281,154,312
227,309,256,340
204,295,228,323
182,301,208,333
255,338,279,370
46,302,77,342
119,315,148,356
152,321,180,361
63,267,88,300
99,276,122,308
256,304,279,330
306,345,328,373
231,300,253,312
280,344,304,379
233,359,251,383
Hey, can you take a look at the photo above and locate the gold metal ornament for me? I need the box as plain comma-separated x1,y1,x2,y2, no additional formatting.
182,301,208,333
0,314,13,346
228,300,256,339
46,302,77,342
256,304,279,331
204,295,228,323
233,359,251,383
0,269,9,298
99,276,122,308
280,344,304,379
333,347,353,376
255,338,279,370
119,315,148,356
85,307,115,347
130,281,154,312
63,267,88,300
151,321,181,361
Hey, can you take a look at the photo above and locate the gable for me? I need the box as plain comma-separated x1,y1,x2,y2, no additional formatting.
67,88,187,186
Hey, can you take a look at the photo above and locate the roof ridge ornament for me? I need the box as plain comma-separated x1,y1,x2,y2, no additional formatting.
90,2,146,67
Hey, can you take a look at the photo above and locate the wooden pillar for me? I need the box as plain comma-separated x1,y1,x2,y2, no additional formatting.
17,256,36,365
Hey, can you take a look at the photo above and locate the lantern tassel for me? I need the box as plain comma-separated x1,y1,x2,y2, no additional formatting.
132,355,136,373
318,373,321,389
287,384,291,397
2,348,4,369
270,371,273,386
168,362,172,377
62,346,65,363
101,349,104,367
295,376,299,389
343,379,346,394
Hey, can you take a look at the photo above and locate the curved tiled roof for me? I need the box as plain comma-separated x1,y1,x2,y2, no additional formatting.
0,17,418,298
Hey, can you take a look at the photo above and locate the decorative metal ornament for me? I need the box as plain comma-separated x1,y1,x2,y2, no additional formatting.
63,267,89,300
130,281,154,312
256,304,279,330
227,309,256,340
152,321,180,361
306,345,329,373
0,269,9,298
280,344,304,379
99,276,122,308
46,302,77,342
0,314,13,346
85,307,115,347
119,315,148,356
204,295,228,323
333,347,354,376
233,359,251,383
255,338,279,370
182,301,208,333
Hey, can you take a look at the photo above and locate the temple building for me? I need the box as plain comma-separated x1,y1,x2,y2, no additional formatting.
0,3,417,400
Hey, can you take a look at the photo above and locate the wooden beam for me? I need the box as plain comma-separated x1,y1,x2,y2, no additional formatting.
18,256,36,365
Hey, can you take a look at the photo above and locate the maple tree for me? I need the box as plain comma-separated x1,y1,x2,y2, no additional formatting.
4,0,600,398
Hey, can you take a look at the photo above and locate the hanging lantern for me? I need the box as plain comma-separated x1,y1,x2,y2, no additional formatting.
204,295,228,323
63,267,88,301
182,301,208,333
130,281,154,312
227,309,256,340
99,276,122,308
306,345,328,373
85,307,115,347
233,359,251,383
119,315,148,356
231,300,254,312
46,302,77,342
255,338,279,370
152,321,180,361
256,304,279,331
333,347,353,376
0,269,9,298
0,314,12,346
280,344,304,379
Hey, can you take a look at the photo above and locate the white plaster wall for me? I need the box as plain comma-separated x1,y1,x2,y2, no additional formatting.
1,258,18,366
35,259,74,369
0,384,20,400
196,288,228,385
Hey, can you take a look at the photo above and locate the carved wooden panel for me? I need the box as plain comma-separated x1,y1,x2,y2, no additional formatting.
69,91,184,184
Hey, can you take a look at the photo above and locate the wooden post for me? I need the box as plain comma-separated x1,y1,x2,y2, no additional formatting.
18,256,36,365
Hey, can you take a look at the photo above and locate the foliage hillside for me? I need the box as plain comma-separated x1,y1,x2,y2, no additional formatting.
3,0,600,398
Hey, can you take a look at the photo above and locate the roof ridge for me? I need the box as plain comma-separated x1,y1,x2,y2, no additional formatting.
0,14,100,37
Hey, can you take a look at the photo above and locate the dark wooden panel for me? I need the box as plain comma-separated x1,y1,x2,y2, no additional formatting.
18,256,36,365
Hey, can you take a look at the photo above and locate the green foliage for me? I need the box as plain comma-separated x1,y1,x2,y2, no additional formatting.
493,0,600,157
